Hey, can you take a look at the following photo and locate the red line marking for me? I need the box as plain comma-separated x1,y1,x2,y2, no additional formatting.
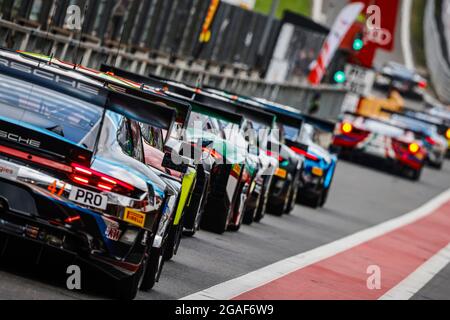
234,201,450,300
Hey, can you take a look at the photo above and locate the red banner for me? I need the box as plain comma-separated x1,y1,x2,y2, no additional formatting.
348,0,400,68
351,0,399,51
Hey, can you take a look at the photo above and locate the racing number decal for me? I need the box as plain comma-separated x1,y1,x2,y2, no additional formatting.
48,180,66,197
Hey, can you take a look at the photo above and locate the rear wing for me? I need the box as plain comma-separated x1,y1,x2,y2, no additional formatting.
13,54,189,129
0,52,176,164
342,112,423,136
382,108,450,137
100,64,244,126
398,108,450,136
100,64,196,99
102,65,274,128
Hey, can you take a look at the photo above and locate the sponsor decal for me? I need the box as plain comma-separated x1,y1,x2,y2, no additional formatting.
0,160,19,179
0,129,41,148
123,208,146,228
312,167,324,177
0,57,100,95
105,221,122,241
232,164,241,176
275,168,287,179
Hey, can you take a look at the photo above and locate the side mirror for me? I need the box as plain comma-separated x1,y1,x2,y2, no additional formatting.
162,151,189,174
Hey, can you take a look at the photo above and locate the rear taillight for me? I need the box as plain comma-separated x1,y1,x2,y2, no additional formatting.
418,80,427,89
341,123,353,134
202,147,222,160
65,215,81,224
71,164,135,196
425,136,436,146
408,143,420,154
290,146,319,162
0,145,72,173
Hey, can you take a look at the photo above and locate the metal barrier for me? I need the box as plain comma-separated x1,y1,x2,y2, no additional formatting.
0,13,347,120
424,0,450,104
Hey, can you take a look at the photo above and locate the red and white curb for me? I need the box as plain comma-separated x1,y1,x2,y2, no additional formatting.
182,189,450,300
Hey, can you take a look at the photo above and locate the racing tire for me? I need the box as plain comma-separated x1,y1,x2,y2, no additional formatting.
403,166,423,181
164,215,184,261
269,185,291,217
307,192,323,209
115,265,144,300
140,244,166,292
201,197,231,235
411,168,423,181
319,188,330,207
298,189,323,209
254,194,267,222
285,179,300,214
242,207,256,225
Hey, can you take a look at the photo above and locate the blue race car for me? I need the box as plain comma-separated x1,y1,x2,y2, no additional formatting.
0,49,181,299
253,99,338,208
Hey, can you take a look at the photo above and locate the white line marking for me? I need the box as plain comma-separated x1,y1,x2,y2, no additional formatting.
380,244,450,300
181,189,450,300
401,0,415,69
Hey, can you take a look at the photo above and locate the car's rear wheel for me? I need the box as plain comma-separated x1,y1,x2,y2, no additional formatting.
139,243,166,292
115,264,143,300
242,206,256,225
164,215,184,261
201,196,231,234
285,179,300,214
403,166,423,181
269,184,291,216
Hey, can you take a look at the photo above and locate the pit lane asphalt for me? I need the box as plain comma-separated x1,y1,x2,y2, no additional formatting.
1,159,449,300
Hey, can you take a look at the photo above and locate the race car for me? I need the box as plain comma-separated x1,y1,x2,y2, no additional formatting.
196,91,278,223
96,65,251,234
19,53,206,256
201,88,311,217
382,109,448,169
333,112,427,180
0,50,180,299
252,99,338,209
415,107,450,158
375,62,427,98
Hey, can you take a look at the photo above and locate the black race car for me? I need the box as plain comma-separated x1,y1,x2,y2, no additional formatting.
0,50,181,299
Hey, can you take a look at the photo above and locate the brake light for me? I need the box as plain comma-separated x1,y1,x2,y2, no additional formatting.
290,146,319,161
408,143,420,154
65,215,81,224
71,164,135,195
425,136,436,146
342,123,353,134
202,147,222,160
0,145,72,173
418,80,427,89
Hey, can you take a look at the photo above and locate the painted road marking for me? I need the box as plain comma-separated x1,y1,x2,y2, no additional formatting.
380,243,450,300
182,189,450,300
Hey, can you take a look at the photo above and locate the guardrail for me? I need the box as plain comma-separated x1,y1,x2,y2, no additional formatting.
424,0,450,104
0,18,350,121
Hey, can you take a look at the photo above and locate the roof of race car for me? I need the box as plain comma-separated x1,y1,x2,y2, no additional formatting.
0,49,177,132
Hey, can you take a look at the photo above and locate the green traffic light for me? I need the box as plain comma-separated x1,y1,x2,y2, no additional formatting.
334,71,346,83
353,38,364,51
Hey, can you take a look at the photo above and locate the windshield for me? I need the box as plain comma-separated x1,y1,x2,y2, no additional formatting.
0,73,103,150
284,125,301,142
